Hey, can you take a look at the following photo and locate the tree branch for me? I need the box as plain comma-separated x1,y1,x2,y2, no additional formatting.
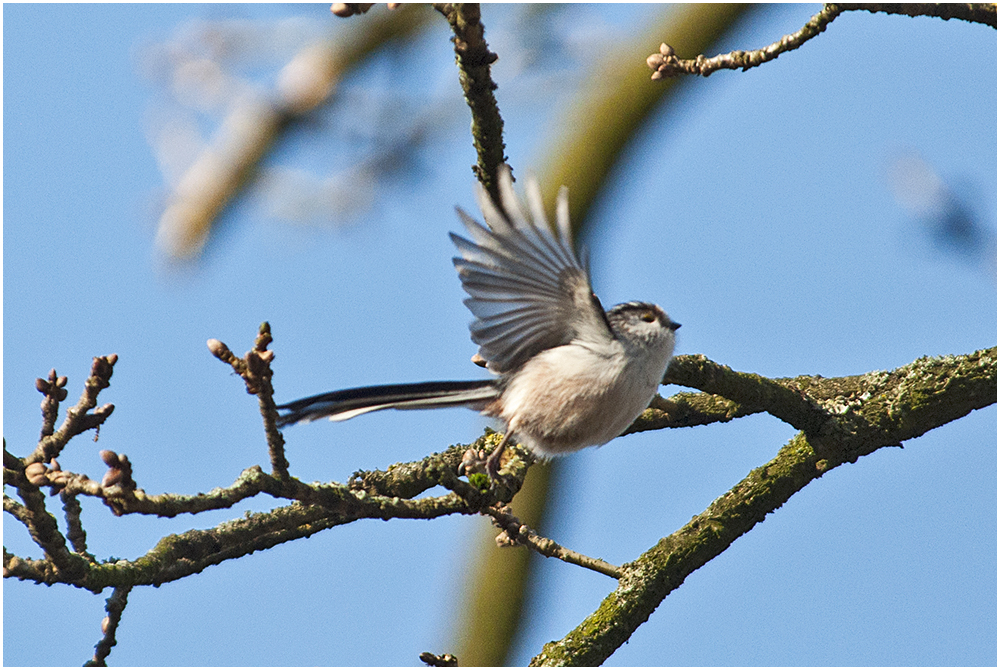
155,4,433,260
486,506,622,579
647,3,996,80
208,323,289,479
434,3,507,203
86,585,132,667
648,4,843,79
28,355,117,466
531,346,997,666
834,3,996,27
663,354,833,435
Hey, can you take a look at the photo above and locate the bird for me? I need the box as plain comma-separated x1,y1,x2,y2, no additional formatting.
276,166,680,480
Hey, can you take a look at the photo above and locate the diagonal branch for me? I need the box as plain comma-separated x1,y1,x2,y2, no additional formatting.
530,346,996,666
647,3,996,80
648,3,844,79
662,354,833,435
485,505,622,579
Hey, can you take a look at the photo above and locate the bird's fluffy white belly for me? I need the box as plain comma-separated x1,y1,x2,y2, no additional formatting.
497,342,661,456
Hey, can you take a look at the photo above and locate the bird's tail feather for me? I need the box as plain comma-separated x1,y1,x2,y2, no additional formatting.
275,379,499,426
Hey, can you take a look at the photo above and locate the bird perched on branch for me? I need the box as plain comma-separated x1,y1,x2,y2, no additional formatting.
277,166,679,480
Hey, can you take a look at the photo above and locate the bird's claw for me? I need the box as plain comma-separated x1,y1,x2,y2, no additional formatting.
458,445,510,486
458,447,488,477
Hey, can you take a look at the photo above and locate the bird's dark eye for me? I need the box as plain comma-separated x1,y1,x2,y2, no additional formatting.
640,311,656,323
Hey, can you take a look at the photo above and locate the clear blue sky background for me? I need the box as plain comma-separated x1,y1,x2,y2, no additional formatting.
4,4,996,666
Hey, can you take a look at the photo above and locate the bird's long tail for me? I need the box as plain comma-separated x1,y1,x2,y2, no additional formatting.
275,379,499,427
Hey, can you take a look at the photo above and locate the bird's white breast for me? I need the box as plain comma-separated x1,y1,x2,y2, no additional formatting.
496,336,671,457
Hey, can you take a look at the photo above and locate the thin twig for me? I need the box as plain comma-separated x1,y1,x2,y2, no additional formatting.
647,4,844,79
486,506,622,579
37,369,68,439
86,585,132,666
209,323,289,479
647,3,995,80
29,355,118,466
252,324,290,479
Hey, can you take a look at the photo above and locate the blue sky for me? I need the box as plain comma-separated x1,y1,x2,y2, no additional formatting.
4,4,996,666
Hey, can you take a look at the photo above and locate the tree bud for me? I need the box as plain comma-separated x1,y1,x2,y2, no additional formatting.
25,462,49,486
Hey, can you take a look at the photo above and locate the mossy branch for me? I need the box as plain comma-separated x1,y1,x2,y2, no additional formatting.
5,345,992,617
434,3,507,203
531,347,996,666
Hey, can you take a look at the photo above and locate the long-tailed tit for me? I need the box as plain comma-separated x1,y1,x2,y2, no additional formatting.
277,166,680,479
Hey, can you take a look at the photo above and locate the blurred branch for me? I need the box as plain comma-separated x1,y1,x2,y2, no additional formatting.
454,5,756,666
540,4,754,237
887,149,995,268
531,346,997,666
647,3,995,79
434,3,507,204
331,4,378,18
155,4,433,260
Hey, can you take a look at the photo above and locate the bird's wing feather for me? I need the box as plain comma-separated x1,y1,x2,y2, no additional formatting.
451,166,612,373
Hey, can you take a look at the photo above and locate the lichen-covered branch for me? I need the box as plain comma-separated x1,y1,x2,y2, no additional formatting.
662,354,833,435
434,3,507,203
530,346,997,666
834,3,996,27
61,492,91,557
4,483,477,591
647,3,996,80
624,390,749,434
4,336,993,664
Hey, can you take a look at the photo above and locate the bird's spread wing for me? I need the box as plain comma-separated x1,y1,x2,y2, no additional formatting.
450,167,613,373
